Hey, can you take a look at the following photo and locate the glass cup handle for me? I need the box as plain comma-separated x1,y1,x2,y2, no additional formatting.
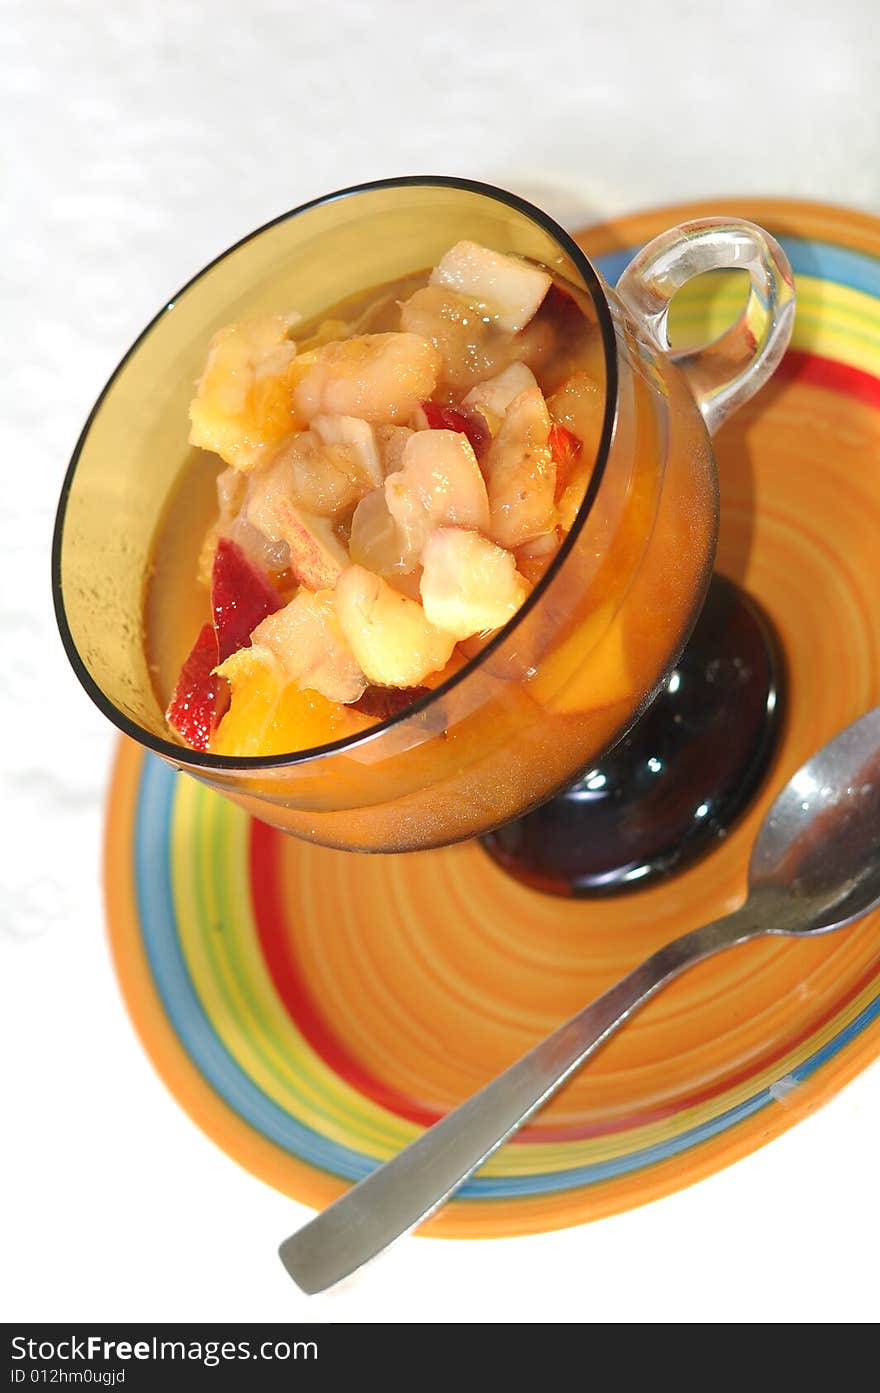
615,218,796,437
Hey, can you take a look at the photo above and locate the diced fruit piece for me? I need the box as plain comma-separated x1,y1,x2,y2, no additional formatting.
484,386,556,548
165,623,226,752
515,528,562,584
543,282,585,324
557,462,593,532
283,510,349,590
188,315,300,470
399,286,506,392
246,460,349,589
211,537,282,663
462,362,538,427
200,466,294,584
547,371,604,470
312,414,382,486
250,589,366,704
385,429,490,564
336,565,456,687
548,423,582,473
267,430,374,517
223,515,292,578
375,424,413,476
420,528,529,640
430,240,551,333
416,400,490,458
351,685,431,719
293,333,441,424
198,466,247,585
349,488,411,576
211,645,370,757
533,603,633,715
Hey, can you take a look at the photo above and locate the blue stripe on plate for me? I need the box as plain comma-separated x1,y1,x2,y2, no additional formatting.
135,752,880,1198
595,236,880,298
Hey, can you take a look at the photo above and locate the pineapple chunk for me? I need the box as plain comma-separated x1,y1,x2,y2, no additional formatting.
462,362,538,424
336,565,455,688
251,589,366,704
188,315,300,470
430,241,551,333
385,429,490,566
484,386,557,548
293,332,441,424
420,528,529,639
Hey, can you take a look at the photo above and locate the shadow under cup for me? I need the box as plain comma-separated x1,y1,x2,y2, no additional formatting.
53,178,718,853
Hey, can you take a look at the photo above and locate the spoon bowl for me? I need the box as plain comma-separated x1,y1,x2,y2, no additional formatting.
280,705,880,1293
750,706,880,933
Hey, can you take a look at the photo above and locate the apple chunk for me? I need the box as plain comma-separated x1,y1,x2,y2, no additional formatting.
430,241,551,333
420,528,529,640
336,565,455,688
246,456,349,589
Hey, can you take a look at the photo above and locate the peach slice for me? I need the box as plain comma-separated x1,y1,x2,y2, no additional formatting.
211,644,370,757
430,241,551,333
188,315,300,470
336,565,456,688
484,386,557,548
251,588,366,704
385,429,490,564
420,528,529,640
293,333,441,424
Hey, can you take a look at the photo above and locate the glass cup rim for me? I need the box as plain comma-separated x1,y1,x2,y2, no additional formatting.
52,173,620,770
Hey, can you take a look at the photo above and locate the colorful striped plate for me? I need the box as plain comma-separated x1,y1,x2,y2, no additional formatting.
105,200,880,1238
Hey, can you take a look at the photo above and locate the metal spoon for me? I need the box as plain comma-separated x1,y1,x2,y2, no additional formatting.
279,706,880,1294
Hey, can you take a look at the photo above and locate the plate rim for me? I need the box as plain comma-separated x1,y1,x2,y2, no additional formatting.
104,196,880,1239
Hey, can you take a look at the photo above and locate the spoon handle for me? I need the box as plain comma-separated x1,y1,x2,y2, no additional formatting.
279,905,760,1293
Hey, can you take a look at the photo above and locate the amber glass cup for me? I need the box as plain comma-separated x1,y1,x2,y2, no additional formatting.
53,178,793,853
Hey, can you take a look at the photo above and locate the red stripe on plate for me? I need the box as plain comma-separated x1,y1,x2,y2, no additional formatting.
778,349,880,406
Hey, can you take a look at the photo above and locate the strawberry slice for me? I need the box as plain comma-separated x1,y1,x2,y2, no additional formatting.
165,623,227,752
549,423,582,472
542,283,585,331
351,684,431,720
212,536,282,663
420,400,490,459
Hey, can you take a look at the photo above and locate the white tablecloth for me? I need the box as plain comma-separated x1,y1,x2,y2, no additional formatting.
4,0,879,1323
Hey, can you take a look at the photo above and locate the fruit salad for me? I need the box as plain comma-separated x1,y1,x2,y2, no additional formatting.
163,240,606,757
